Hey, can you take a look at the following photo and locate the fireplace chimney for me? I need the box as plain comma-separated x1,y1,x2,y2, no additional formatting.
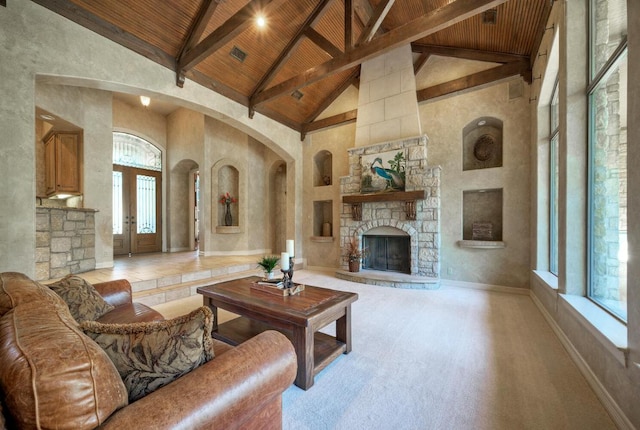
354,45,422,147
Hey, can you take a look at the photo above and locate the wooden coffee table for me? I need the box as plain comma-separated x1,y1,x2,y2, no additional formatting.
197,277,358,390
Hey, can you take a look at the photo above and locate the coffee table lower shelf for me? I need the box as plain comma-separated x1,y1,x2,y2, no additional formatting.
213,316,347,379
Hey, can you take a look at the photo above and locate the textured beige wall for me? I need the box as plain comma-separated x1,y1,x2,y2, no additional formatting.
35,84,114,269
0,1,301,275
420,75,531,288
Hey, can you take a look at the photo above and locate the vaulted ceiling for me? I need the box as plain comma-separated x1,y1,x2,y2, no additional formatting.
33,0,551,137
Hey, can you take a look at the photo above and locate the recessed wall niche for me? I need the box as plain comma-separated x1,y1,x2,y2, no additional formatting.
462,188,503,241
463,117,503,171
312,200,333,239
217,165,239,227
313,150,333,186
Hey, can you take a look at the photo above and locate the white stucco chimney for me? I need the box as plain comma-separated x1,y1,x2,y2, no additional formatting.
354,44,422,147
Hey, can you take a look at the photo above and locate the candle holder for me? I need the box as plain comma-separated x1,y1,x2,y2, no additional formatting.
281,257,294,288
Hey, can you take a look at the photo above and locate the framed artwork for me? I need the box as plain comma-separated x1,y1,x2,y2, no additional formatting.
360,149,406,193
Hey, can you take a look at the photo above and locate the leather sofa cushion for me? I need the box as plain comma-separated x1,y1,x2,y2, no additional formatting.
81,306,215,402
97,302,165,324
48,275,115,323
0,273,128,429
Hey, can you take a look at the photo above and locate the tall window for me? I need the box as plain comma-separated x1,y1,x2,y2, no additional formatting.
588,0,627,320
549,81,559,275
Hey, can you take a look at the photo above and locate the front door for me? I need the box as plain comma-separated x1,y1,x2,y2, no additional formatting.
113,165,162,256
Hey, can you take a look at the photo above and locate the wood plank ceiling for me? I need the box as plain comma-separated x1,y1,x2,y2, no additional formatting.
33,0,551,138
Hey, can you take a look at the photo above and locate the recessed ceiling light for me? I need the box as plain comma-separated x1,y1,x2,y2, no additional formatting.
140,96,150,107
256,15,266,27
477,120,487,126
39,114,55,121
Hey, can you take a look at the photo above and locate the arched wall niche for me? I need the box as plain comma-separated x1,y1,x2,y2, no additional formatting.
462,116,503,171
313,150,333,186
211,159,242,229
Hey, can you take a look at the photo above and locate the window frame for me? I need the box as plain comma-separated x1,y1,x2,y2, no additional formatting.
587,18,628,321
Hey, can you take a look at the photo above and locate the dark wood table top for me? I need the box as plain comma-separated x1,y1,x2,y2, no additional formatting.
197,276,358,326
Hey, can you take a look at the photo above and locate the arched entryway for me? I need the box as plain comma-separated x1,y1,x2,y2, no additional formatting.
112,132,162,256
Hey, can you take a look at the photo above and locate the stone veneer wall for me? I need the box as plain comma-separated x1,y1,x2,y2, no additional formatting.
35,207,97,281
340,135,440,277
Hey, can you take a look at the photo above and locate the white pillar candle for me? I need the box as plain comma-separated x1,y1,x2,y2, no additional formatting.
286,239,294,257
280,252,290,270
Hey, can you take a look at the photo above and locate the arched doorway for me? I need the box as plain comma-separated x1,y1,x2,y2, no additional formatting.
112,132,162,256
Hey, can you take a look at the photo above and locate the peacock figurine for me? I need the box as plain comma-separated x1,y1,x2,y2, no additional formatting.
370,157,405,190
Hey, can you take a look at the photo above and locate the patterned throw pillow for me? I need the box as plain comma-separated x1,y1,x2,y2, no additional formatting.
80,306,215,402
48,275,115,323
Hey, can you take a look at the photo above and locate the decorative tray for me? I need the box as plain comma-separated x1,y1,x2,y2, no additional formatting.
250,279,305,296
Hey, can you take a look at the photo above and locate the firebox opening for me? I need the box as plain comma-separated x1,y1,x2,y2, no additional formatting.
363,234,411,274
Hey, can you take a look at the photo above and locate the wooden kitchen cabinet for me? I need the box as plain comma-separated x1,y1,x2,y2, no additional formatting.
44,131,82,197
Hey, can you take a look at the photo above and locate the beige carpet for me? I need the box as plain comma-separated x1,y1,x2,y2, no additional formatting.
154,270,616,430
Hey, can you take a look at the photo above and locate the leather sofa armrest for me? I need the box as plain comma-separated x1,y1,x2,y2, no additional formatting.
92,279,133,308
99,330,297,430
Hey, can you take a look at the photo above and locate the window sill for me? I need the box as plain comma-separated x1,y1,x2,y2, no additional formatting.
533,270,558,290
533,271,627,366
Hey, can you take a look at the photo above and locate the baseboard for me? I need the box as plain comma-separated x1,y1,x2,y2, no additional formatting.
441,279,529,295
530,292,635,430
201,249,271,257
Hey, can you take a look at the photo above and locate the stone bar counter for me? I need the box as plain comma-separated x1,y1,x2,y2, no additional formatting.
35,206,98,281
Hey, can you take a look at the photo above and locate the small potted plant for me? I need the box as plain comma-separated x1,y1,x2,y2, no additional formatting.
257,255,280,280
344,237,365,272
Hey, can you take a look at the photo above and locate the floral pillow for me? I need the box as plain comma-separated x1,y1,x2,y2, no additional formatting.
80,306,215,402
48,275,114,323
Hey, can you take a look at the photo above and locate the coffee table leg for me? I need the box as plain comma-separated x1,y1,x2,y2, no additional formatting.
202,297,218,331
336,304,352,353
293,325,315,390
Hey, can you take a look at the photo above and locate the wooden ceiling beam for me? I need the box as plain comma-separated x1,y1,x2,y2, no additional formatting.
251,0,508,107
355,0,395,46
345,0,353,52
32,0,175,69
416,60,529,102
303,28,343,58
303,67,361,125
529,0,555,68
301,109,358,140
413,52,431,75
248,0,335,114
176,0,222,87
177,0,285,79
411,43,529,64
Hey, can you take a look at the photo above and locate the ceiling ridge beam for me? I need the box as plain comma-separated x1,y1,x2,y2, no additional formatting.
416,60,529,102
411,43,529,64
355,0,395,46
304,28,343,57
248,0,336,116
251,0,508,107
176,0,222,87
177,0,285,79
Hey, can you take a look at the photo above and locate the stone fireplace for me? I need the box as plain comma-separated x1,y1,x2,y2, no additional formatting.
339,135,441,280
337,45,440,286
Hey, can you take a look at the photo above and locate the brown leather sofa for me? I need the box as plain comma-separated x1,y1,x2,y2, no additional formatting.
0,272,297,430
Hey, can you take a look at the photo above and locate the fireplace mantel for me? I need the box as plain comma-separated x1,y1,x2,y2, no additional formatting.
342,190,426,204
343,190,426,220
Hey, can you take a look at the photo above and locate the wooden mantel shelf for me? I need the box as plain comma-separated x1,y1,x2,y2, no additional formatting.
342,190,426,204
342,190,426,221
